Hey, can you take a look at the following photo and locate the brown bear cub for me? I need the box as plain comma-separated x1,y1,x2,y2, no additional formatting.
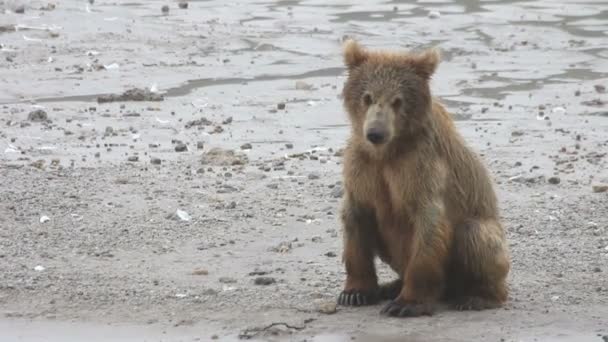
337,40,510,317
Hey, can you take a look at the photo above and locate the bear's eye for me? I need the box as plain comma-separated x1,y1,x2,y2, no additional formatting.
392,97,403,110
362,93,373,107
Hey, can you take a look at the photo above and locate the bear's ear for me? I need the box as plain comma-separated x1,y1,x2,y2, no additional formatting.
411,47,441,79
343,39,368,70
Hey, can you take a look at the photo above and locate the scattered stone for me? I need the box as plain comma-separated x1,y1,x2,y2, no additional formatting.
277,103,286,110
97,88,164,103
201,148,248,166
285,143,293,149
593,267,602,273
511,130,524,137
324,251,337,258
175,143,188,152
227,201,237,209
331,185,344,198
311,236,322,243
592,184,608,193
270,241,292,253
428,10,441,19
316,300,337,314
240,143,252,150
548,176,560,185
308,173,320,180
267,183,278,189
254,277,276,286
192,269,209,276
219,277,236,284
28,109,48,122
197,141,205,150
161,5,170,13
222,117,233,125
127,156,139,162
39,215,50,224
150,157,161,165
178,1,188,9
15,5,25,14
295,81,313,90
185,117,212,129
594,84,606,94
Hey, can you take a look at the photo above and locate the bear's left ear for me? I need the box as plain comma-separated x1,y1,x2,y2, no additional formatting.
343,39,368,70
411,48,441,79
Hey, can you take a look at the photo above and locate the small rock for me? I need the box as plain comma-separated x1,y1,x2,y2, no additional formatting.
594,84,606,94
178,1,188,9
593,267,602,273
222,117,233,125
192,269,209,276
548,176,560,185
150,157,161,165
308,173,320,180
324,251,337,258
316,300,337,314
161,5,169,13
277,103,286,110
254,277,276,286
428,10,441,19
127,156,139,162
175,143,188,152
331,185,344,198
311,236,322,243
240,143,252,150
552,107,566,115
39,215,50,223
267,183,278,189
227,201,237,209
219,277,236,284
592,185,608,193
196,141,205,150
285,143,293,149
15,5,25,13
34,265,45,272
295,81,313,90
28,109,48,122
511,130,524,137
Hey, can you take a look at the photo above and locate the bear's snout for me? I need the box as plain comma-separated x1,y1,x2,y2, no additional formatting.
365,125,388,145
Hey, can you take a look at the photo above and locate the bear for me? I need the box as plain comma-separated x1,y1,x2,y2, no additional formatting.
336,39,511,317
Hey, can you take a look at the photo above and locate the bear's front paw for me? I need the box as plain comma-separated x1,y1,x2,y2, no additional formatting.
337,289,378,306
380,299,436,317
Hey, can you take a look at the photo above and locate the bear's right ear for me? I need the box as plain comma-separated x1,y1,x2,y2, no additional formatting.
343,39,368,70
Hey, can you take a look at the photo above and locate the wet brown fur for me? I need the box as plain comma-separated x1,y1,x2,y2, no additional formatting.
339,40,510,316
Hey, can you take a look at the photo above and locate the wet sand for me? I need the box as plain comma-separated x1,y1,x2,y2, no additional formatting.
1,0,607,341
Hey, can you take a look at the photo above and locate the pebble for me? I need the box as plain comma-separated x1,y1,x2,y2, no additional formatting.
150,157,161,165
315,300,337,314
324,251,337,258
219,277,236,284
178,1,188,9
127,156,139,162
175,143,188,152
28,109,48,122
254,277,276,285
295,81,313,90
308,173,320,180
285,143,293,149
39,216,50,223
592,185,608,193
428,10,441,19
331,185,344,198
594,84,606,94
240,143,252,150
15,5,25,13
548,176,560,185
227,201,237,209
277,103,286,110
161,5,169,13
192,269,209,276
511,130,524,137
197,141,205,150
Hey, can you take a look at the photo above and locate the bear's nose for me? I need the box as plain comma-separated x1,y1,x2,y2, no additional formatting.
366,128,387,144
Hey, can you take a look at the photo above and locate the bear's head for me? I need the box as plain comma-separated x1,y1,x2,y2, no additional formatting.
341,39,440,150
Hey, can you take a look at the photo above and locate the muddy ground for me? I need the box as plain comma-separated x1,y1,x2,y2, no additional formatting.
1,0,608,341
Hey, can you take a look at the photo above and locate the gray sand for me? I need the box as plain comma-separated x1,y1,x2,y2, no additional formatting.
1,0,607,341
